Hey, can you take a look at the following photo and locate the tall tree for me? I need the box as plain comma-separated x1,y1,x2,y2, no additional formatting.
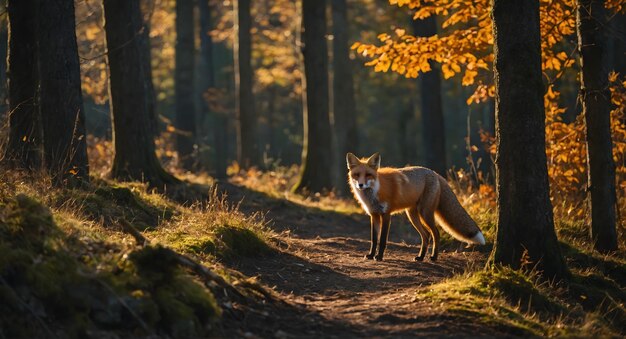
293,0,333,193
412,16,447,177
4,0,40,170
576,0,618,252
234,0,258,168
413,16,448,177
198,0,227,178
489,0,568,279
103,0,178,187
140,3,158,139
331,0,358,195
175,0,197,170
0,3,8,117
36,0,89,184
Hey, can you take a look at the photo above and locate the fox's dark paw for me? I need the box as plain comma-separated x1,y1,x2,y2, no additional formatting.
374,254,384,261
364,254,375,260
414,255,424,262
429,254,438,261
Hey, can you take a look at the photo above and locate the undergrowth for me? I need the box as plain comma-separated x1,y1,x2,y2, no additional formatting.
417,265,626,336
0,170,275,338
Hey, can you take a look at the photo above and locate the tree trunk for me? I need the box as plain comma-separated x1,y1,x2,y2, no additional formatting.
607,12,626,76
36,0,89,185
0,12,8,117
412,16,447,177
331,0,358,195
140,6,158,139
175,0,197,170
577,0,618,253
198,0,227,178
293,0,333,193
103,0,178,187
234,0,258,168
4,0,41,170
489,0,568,279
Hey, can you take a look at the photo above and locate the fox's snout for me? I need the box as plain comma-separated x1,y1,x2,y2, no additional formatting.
351,176,376,190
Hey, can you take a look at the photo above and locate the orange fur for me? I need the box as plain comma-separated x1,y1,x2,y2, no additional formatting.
346,152,485,261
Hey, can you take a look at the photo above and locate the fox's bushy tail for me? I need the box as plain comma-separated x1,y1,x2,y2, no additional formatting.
434,177,485,245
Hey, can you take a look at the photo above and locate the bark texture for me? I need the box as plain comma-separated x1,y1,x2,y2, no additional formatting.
576,0,618,252
412,16,447,177
198,0,227,178
331,0,358,195
36,0,89,184
234,0,258,168
4,0,41,169
293,0,333,193
0,16,8,116
140,10,158,139
103,0,177,187
175,0,197,170
490,0,568,279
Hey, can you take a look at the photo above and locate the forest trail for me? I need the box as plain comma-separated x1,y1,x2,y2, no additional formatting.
218,183,500,337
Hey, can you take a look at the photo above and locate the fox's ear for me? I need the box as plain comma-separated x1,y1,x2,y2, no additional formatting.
346,152,360,169
367,152,381,169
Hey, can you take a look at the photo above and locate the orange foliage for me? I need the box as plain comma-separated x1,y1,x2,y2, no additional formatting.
357,0,626,221
352,0,618,104
478,77,626,219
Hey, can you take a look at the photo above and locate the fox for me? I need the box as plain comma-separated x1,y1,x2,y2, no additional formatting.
347,152,485,262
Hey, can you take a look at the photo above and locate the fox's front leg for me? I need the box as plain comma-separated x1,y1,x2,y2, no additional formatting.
375,213,391,261
365,214,380,259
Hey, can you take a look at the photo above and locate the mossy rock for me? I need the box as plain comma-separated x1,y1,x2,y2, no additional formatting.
128,246,221,337
0,196,220,338
170,235,217,256
213,225,272,258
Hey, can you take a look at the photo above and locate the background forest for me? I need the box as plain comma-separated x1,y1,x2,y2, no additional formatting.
0,0,625,337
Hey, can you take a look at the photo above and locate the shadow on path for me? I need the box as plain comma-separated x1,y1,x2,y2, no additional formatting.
218,182,497,337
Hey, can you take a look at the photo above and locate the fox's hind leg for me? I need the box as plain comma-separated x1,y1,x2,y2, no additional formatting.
406,207,430,261
419,189,441,261
419,210,440,261
365,214,381,260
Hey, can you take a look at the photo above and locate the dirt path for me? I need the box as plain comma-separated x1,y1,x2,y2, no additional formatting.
218,183,498,337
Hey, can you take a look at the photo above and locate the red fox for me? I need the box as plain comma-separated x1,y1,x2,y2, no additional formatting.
347,152,485,261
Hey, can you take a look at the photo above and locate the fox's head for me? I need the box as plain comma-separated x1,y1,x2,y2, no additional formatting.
346,152,380,190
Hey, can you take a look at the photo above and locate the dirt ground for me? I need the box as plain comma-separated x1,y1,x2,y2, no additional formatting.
217,183,508,338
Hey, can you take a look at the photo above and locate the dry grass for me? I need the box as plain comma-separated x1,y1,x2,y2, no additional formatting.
230,165,362,214
0,168,275,337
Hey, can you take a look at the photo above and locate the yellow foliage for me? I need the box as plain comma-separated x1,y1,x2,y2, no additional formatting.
478,79,626,220
352,0,623,105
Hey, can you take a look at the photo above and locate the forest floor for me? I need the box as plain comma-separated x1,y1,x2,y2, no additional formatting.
2,170,623,337
216,182,519,337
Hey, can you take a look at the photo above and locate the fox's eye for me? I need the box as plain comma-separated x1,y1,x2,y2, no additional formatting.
365,174,373,179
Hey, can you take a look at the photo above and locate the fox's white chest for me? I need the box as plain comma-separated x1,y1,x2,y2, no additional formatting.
351,181,387,215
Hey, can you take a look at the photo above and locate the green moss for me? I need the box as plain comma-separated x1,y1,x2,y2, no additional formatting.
416,267,556,336
169,235,217,256
0,194,221,338
213,224,272,258
471,267,564,315
128,246,221,337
